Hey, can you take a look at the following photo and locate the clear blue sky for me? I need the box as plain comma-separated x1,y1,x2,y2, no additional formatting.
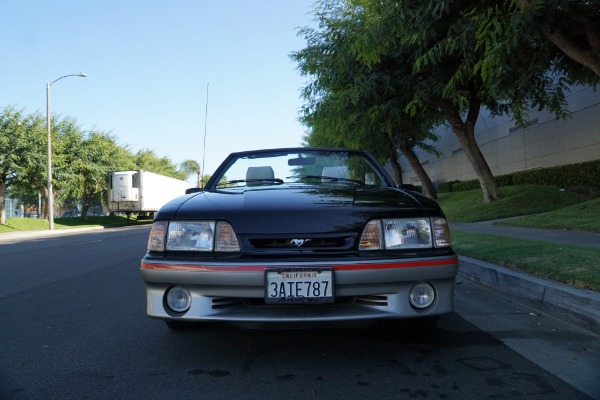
1,1,316,183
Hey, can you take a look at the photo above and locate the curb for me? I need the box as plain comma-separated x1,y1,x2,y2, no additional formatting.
0,226,105,243
0,224,153,244
458,256,600,333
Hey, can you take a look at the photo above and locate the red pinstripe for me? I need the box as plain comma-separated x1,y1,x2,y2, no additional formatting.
141,257,457,272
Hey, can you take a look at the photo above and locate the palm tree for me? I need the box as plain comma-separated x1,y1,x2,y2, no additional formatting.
180,160,201,187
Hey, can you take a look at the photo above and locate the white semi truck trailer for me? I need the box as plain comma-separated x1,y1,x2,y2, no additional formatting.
107,170,190,217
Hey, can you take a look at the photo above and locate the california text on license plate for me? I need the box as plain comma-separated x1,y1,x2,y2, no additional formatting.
265,267,334,304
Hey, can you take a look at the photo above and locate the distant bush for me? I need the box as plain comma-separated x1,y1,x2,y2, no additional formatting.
438,180,460,193
495,174,514,187
512,160,600,188
451,180,480,192
439,159,600,193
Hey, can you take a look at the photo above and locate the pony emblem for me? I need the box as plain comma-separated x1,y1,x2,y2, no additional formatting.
290,239,311,247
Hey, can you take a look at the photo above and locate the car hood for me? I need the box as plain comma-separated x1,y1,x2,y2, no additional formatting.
157,186,442,234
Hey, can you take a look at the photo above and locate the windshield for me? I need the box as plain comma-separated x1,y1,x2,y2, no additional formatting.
211,149,389,189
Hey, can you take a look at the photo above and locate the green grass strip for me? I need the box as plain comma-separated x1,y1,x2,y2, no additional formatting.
500,198,600,233
452,230,600,292
0,216,151,233
438,185,587,222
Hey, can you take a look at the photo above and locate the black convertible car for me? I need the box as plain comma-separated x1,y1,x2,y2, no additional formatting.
141,148,458,329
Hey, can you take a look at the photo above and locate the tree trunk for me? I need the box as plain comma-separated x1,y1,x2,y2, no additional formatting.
81,203,89,220
399,145,438,200
81,191,94,220
42,187,49,219
388,148,403,184
440,99,501,202
0,178,6,225
514,0,600,78
542,27,600,78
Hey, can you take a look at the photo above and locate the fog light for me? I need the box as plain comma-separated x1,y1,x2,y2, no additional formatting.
166,286,191,313
409,283,435,309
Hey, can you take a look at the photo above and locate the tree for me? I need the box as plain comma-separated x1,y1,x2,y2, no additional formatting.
134,149,187,180
51,117,85,217
292,2,440,198
301,95,440,198
180,159,202,187
347,0,500,201
0,106,45,224
471,1,599,115
68,131,134,218
1,106,189,221
512,0,600,79
344,0,585,202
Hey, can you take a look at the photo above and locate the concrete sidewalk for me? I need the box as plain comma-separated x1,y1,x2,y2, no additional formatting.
450,219,600,248
0,226,106,243
450,220,600,333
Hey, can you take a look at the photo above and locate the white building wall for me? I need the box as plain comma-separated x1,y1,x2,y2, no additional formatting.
397,86,600,188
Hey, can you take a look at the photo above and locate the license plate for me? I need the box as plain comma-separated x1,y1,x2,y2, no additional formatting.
265,267,334,304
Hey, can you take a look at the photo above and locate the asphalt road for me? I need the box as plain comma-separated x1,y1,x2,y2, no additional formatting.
0,226,597,399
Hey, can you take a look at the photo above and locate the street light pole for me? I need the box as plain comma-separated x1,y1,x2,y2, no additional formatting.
46,73,87,230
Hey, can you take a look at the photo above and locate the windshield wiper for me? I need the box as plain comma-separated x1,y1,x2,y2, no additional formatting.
218,178,284,187
289,175,365,186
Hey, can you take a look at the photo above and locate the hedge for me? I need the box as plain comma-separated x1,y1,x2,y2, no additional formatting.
438,159,600,193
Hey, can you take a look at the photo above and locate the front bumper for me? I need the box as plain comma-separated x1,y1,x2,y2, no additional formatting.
140,255,459,323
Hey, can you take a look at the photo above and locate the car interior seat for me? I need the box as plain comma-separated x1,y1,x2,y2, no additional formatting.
246,166,275,186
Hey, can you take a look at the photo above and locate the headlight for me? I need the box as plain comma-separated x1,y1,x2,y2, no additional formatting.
359,218,451,250
167,221,215,251
383,218,432,249
147,220,240,252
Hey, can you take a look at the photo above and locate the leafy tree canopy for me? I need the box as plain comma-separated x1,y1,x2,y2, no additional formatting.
133,149,187,180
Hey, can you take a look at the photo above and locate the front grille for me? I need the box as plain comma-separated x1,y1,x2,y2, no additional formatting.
249,236,350,250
